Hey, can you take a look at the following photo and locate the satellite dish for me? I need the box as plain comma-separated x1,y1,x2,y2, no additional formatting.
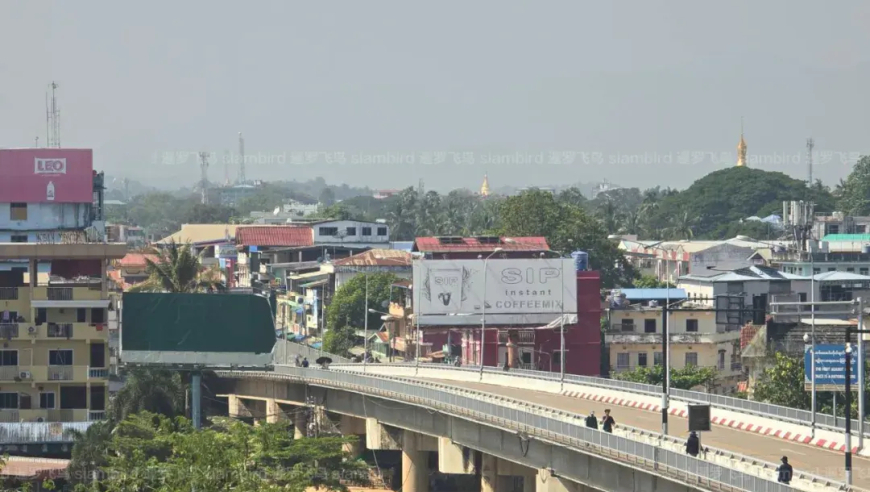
273,207,280,215
381,300,389,308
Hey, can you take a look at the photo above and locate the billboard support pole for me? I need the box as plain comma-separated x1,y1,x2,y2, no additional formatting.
559,257,565,390
480,249,503,381
859,297,864,451
192,371,202,430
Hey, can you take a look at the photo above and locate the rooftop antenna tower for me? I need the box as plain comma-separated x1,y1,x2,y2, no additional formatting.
223,150,230,186
199,152,210,205
45,82,61,148
806,138,815,186
238,132,246,184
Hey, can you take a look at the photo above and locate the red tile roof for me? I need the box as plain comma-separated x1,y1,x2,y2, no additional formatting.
236,226,313,247
0,457,69,478
117,253,160,267
413,236,549,253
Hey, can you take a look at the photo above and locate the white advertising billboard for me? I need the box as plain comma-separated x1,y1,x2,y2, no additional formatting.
413,258,577,316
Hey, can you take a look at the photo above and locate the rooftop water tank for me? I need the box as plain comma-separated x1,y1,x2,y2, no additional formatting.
862,245,870,254
571,251,588,271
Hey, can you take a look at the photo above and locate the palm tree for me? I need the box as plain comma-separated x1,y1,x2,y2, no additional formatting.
110,367,186,422
68,420,114,483
128,240,225,293
669,208,696,240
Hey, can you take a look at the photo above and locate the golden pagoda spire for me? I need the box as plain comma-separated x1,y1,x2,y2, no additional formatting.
480,173,490,196
736,117,747,167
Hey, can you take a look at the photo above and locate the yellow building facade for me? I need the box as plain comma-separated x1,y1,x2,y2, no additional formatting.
0,243,126,423
606,307,743,393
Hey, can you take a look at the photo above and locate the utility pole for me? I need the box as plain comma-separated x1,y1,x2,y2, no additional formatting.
45,82,61,148
238,132,246,184
807,138,815,186
199,152,210,205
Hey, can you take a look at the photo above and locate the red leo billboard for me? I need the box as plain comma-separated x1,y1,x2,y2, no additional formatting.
0,149,94,203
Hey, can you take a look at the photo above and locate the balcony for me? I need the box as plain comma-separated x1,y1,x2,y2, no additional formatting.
0,366,19,381
0,410,19,423
47,323,73,338
30,286,106,306
35,323,107,341
89,411,106,421
47,365,74,381
0,323,19,339
0,287,18,300
605,330,740,345
497,330,535,345
88,367,108,379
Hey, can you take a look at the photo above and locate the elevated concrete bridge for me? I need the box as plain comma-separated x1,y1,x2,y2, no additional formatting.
217,366,810,492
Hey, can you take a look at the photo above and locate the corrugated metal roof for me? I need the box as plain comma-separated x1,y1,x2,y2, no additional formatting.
236,226,314,247
812,271,870,282
681,265,808,282
619,288,688,300
0,457,69,478
333,249,411,267
413,236,549,253
823,234,870,242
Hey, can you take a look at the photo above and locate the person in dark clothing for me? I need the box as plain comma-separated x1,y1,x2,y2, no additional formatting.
301,357,309,368
585,411,598,429
777,456,793,484
685,432,700,457
601,409,615,433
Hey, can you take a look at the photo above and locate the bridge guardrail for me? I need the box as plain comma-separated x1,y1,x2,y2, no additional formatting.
236,366,796,492
326,361,870,437
272,339,351,364
364,370,852,491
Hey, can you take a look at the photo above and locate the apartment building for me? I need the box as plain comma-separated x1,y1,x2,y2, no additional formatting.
606,303,743,393
0,242,127,424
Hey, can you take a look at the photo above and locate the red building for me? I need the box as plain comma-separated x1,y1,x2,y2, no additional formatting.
407,236,602,376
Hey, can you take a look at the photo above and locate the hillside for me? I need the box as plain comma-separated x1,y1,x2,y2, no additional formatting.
652,167,835,238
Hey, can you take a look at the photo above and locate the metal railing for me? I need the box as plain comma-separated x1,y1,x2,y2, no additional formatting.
0,287,18,300
0,410,19,423
46,287,73,301
271,339,351,364
0,323,19,339
48,365,73,381
229,367,795,492
47,323,73,338
89,411,106,421
367,370,853,491
89,367,108,379
0,422,91,443
0,366,19,381
324,361,870,437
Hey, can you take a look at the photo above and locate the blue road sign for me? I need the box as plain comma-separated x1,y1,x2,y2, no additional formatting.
804,344,860,391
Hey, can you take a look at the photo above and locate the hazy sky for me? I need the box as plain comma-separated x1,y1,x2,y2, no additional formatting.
2,1,869,192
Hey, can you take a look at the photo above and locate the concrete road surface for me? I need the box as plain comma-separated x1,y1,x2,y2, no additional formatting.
426,379,870,489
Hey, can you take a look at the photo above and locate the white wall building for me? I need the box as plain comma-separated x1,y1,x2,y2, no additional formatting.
313,220,390,246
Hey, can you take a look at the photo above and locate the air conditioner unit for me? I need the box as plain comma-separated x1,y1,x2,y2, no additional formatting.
35,417,44,423
19,371,31,379
27,326,36,336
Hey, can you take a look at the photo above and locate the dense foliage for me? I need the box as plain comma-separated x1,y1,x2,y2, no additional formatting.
613,365,719,390
752,352,868,418
71,412,366,492
127,241,224,293
324,272,399,356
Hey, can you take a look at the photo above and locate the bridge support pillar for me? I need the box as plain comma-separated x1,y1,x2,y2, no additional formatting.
365,418,402,450
481,453,498,492
227,395,251,419
402,431,429,492
536,469,589,492
340,414,366,457
265,399,288,424
293,409,307,439
437,437,475,474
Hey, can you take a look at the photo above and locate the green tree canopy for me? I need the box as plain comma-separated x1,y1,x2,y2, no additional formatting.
128,241,225,293
79,412,367,492
324,272,400,356
613,365,718,391
496,189,636,287
837,155,870,216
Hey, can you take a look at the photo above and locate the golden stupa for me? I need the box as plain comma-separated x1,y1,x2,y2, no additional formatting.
736,119,747,167
480,174,490,196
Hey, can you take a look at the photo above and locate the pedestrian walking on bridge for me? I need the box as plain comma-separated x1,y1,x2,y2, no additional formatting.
585,411,598,430
601,409,615,433
777,456,793,485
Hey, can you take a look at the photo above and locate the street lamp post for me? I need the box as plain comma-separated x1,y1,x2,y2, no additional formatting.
363,273,369,372
607,235,671,435
480,248,503,380
737,234,818,434
843,297,866,486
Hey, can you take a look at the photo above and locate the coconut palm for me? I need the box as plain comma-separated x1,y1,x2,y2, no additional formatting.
110,367,186,422
128,240,225,293
669,208,696,240
68,420,114,483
